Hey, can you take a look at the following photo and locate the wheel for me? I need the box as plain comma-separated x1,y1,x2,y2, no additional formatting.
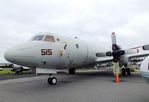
122,68,126,76
126,68,131,76
15,70,20,75
48,77,57,85
68,68,76,74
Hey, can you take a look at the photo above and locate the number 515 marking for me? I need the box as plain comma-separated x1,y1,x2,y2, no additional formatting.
41,49,52,55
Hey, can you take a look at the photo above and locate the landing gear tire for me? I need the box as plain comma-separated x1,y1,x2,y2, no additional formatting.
122,68,126,76
68,68,76,74
48,77,57,85
15,70,20,75
126,68,131,76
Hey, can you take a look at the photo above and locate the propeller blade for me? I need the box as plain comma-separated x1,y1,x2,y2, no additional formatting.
111,32,121,51
110,32,125,62
111,32,117,45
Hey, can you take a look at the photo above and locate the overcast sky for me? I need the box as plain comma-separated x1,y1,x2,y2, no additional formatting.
0,0,149,62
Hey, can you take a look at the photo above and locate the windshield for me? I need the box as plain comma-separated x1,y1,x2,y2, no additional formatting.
32,35,44,41
44,35,55,42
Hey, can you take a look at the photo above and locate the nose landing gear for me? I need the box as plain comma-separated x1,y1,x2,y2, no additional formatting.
48,76,57,85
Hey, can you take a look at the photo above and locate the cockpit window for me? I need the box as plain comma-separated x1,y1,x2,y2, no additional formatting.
32,35,44,41
44,35,55,42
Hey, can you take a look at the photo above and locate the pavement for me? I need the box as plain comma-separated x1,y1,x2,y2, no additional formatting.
0,71,149,102
0,74,36,81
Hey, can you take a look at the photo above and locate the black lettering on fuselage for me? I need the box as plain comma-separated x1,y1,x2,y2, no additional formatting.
41,49,52,55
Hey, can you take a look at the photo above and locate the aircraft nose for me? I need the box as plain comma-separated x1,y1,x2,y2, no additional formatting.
4,42,37,67
4,48,16,63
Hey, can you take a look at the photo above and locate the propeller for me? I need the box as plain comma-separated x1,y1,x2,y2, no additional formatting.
106,32,125,62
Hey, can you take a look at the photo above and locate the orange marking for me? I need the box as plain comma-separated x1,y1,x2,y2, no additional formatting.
115,74,120,83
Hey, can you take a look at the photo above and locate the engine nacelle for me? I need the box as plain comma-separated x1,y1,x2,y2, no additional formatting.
142,44,149,50
119,55,129,67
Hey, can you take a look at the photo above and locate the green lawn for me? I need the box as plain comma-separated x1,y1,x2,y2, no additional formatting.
0,70,15,75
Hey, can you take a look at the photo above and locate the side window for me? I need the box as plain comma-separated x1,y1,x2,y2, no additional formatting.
44,35,55,42
56,38,60,41
32,35,44,41
76,44,79,49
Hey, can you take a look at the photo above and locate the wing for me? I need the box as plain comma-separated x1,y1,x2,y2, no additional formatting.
95,50,149,64
94,32,149,66
126,51,149,59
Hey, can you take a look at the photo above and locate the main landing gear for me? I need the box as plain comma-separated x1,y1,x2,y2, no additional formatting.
68,68,76,74
121,68,131,76
47,75,57,85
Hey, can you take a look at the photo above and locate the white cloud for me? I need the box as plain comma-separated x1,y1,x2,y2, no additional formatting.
0,0,149,62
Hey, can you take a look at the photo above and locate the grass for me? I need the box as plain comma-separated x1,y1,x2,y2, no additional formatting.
0,69,29,75
0,69,15,75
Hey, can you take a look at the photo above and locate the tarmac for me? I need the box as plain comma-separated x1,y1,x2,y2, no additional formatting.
0,70,149,102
